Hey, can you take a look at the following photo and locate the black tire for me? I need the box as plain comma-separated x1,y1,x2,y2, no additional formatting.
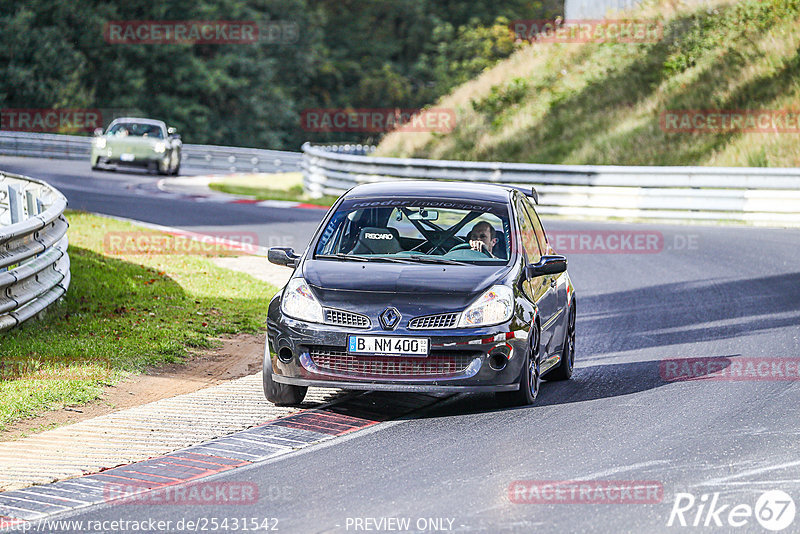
496,326,540,406
546,300,576,381
262,342,307,406
157,159,169,176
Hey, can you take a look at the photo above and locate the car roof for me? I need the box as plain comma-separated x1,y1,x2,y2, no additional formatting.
345,181,515,203
108,117,167,128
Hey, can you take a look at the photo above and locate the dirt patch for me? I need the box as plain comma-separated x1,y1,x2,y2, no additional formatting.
0,333,265,442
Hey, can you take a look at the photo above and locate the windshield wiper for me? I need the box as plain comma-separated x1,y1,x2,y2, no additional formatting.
403,255,467,266
315,253,369,262
316,253,410,264
316,253,466,265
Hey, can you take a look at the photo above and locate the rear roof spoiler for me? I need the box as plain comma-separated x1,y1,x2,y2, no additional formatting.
505,185,539,204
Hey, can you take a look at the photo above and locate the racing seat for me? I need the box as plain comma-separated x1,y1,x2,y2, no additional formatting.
351,227,403,255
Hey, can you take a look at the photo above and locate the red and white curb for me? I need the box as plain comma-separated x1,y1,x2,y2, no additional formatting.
155,176,328,210
0,392,448,526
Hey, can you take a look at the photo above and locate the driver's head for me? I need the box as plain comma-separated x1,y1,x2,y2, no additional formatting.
468,221,497,252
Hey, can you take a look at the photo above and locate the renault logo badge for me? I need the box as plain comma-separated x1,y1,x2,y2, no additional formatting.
379,307,401,330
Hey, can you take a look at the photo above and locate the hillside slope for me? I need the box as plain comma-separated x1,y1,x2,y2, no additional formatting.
376,0,800,167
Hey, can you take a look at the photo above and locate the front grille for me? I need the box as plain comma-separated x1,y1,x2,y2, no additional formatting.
307,346,478,378
408,312,460,330
324,308,370,328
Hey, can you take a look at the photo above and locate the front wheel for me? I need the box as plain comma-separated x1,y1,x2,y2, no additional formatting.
157,158,170,176
496,327,540,406
263,341,307,406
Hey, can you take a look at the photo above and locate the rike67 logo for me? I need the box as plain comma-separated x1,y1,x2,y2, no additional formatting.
668,490,796,531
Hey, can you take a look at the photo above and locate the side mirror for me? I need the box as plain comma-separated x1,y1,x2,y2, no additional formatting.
526,255,567,278
93,128,104,137
268,247,300,268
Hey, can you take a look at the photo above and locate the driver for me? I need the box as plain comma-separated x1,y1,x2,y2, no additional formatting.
468,221,498,257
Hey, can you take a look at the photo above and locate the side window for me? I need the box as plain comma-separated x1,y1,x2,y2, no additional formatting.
515,199,541,263
523,199,548,252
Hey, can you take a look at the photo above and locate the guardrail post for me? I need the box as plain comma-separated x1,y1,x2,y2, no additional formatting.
8,185,21,223
25,190,38,217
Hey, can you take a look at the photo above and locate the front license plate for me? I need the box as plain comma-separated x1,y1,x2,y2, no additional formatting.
120,153,135,161
348,336,430,357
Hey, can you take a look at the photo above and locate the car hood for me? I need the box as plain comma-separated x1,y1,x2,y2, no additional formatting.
302,259,512,308
105,136,160,149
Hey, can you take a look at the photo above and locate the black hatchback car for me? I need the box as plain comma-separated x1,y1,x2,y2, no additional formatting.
264,181,576,406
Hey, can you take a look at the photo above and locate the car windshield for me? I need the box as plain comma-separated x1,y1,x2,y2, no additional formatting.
314,197,512,264
106,122,164,139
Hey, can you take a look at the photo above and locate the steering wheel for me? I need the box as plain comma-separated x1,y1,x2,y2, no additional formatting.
448,242,493,258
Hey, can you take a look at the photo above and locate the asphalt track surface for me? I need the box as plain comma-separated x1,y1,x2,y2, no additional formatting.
0,157,322,253
3,156,800,533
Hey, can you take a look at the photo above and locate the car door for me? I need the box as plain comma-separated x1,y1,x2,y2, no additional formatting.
514,197,559,357
523,199,567,353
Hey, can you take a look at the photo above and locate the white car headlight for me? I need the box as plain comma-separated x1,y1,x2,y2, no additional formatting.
281,278,323,323
94,137,107,149
153,141,166,153
458,285,514,327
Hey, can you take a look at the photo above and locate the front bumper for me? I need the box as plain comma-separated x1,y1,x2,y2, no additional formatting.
273,375,518,393
266,312,531,393
91,147,165,167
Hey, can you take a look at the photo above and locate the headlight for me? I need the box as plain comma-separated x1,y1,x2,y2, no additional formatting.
458,285,514,327
153,141,166,153
94,138,106,149
281,278,323,323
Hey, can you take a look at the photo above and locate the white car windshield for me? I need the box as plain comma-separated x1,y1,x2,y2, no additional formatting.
107,122,164,139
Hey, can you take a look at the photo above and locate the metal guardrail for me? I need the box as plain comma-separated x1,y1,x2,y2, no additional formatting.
0,172,70,332
0,130,302,175
301,143,800,226
565,0,643,19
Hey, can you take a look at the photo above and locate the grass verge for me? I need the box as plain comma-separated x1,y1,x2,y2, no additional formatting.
0,211,278,431
208,172,338,207
376,0,800,167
